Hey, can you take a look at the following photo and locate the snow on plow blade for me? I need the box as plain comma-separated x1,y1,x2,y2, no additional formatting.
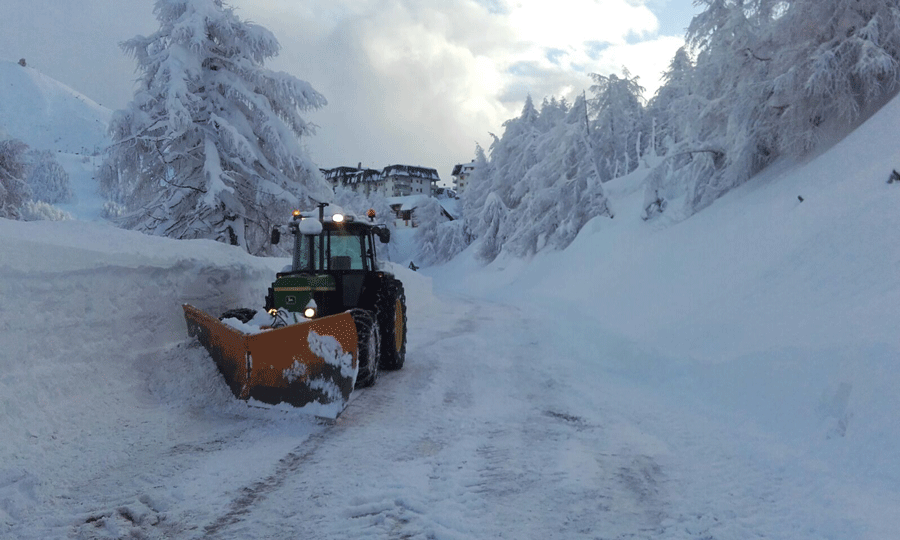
182,304,359,418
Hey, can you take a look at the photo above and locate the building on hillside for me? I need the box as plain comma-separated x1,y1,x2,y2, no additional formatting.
381,164,440,197
451,160,475,194
322,164,441,197
322,165,382,197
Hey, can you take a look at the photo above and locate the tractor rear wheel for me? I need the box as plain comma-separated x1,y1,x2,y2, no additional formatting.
376,279,407,370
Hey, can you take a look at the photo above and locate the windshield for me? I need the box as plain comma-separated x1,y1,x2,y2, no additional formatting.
292,229,368,272
328,229,366,270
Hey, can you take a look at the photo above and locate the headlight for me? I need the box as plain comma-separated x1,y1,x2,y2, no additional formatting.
332,213,345,223
303,299,318,319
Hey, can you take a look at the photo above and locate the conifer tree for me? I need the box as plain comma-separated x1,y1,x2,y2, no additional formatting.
26,150,73,204
0,138,31,219
589,69,647,180
770,0,900,154
648,0,900,217
100,0,332,254
505,94,612,255
647,47,696,156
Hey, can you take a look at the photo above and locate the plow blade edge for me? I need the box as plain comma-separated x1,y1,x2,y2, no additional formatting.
182,304,359,416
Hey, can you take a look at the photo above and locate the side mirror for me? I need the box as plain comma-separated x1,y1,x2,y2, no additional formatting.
270,227,281,245
375,226,390,243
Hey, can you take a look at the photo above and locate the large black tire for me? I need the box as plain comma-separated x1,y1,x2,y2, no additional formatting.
375,278,407,370
350,309,379,388
219,307,256,323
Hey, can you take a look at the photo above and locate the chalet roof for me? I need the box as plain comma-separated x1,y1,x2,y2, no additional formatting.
322,166,381,184
451,161,476,177
381,164,440,181
323,164,442,185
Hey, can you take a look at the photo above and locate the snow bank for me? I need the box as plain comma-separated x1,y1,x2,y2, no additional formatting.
0,218,297,534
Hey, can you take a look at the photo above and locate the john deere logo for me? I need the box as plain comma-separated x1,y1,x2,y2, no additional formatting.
285,295,297,305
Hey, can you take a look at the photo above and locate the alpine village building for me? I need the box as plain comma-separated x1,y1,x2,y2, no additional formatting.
322,164,441,198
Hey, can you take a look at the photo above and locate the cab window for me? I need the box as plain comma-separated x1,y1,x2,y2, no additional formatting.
328,230,366,270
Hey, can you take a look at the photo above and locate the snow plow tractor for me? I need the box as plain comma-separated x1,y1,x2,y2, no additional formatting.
182,204,407,418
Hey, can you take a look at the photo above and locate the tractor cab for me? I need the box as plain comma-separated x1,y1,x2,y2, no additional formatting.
266,204,392,319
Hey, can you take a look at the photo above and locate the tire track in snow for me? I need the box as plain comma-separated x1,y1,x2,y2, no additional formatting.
199,429,331,539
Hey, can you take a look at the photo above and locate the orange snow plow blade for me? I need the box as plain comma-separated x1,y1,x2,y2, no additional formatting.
182,304,359,417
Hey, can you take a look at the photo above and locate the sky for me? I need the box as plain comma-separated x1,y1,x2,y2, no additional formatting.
0,0,699,185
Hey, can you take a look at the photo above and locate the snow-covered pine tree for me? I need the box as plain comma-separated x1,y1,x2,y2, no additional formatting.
100,0,333,254
769,0,900,155
26,150,73,204
589,69,647,181
647,47,696,157
0,138,31,219
413,197,447,265
432,219,473,264
491,96,545,211
476,192,508,263
647,0,779,215
649,0,900,218
462,96,554,260
460,141,495,227
505,94,612,255
538,96,569,132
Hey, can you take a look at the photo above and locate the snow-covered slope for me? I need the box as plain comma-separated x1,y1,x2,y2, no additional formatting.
0,61,110,154
0,61,112,220
1,81,898,539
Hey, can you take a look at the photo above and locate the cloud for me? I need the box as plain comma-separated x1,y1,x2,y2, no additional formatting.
586,35,687,98
235,0,685,177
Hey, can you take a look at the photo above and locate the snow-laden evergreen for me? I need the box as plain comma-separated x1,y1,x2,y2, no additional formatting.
412,197,444,265
589,70,647,180
459,94,614,261
651,0,900,215
100,0,333,254
504,94,613,256
455,0,900,263
0,138,30,219
24,150,73,205
20,200,73,221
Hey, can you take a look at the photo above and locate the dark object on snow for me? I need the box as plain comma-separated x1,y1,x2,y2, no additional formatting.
889,170,900,184
641,193,667,221
408,261,419,271
18,58,26,67
798,195,804,202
